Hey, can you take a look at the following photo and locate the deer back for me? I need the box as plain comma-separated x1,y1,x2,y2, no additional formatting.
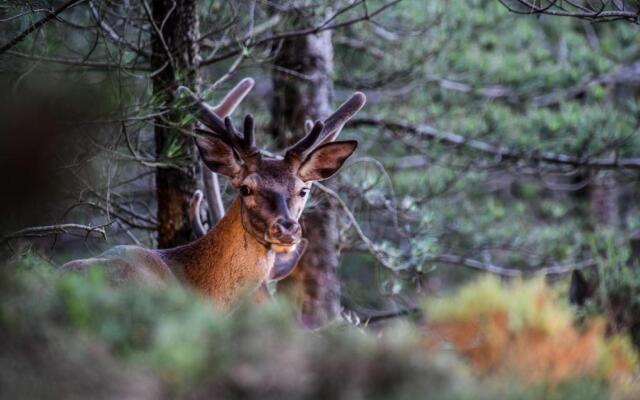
61,245,176,287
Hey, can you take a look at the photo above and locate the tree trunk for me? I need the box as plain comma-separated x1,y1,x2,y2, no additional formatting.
150,0,201,248
588,172,619,228
271,28,341,328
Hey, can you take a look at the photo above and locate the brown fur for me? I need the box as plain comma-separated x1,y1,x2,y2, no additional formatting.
62,88,366,310
62,198,276,308
159,198,274,307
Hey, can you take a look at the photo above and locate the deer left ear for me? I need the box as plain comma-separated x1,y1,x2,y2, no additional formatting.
297,141,357,182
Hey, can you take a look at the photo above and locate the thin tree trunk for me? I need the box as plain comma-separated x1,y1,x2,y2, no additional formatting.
588,172,619,228
271,27,341,328
150,0,201,248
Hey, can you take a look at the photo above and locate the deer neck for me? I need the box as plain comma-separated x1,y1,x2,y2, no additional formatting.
161,197,274,307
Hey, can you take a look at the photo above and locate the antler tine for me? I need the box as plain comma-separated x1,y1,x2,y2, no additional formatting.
177,86,228,137
317,92,366,145
285,121,324,161
223,115,260,160
223,117,244,149
243,114,256,150
284,93,365,164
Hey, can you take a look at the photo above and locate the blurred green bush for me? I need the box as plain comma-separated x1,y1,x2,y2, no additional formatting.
1,254,637,399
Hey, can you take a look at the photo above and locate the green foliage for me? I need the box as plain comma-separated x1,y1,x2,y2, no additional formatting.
425,276,573,333
4,257,634,398
334,0,640,305
423,275,639,397
4,1,640,396
571,232,640,352
0,257,486,399
4,257,219,384
590,232,640,308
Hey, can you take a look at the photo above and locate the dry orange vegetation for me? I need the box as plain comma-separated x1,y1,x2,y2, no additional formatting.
423,277,639,387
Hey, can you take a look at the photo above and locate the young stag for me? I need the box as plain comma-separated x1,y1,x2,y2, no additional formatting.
63,83,366,308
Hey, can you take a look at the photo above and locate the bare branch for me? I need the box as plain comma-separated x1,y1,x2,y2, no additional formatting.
498,0,640,24
1,223,108,245
342,306,421,325
0,0,88,55
201,0,403,65
352,117,640,171
88,1,151,58
5,50,150,70
431,61,640,106
315,182,398,271
425,253,596,277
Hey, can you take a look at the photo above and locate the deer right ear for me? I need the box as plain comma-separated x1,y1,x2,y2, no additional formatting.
297,140,358,182
196,134,243,179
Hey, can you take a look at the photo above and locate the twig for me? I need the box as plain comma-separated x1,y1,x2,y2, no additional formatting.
200,14,281,48
498,0,640,24
141,0,175,70
358,307,421,324
0,0,87,55
88,0,151,58
5,50,149,70
341,305,421,325
426,253,595,277
314,182,398,271
1,223,108,245
201,0,402,65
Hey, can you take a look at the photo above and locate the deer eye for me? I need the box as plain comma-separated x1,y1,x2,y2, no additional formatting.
239,185,252,196
299,188,309,197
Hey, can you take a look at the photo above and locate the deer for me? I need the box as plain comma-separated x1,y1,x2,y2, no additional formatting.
63,79,367,308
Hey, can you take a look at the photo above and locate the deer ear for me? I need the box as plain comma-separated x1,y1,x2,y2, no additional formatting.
196,134,243,179
297,141,357,182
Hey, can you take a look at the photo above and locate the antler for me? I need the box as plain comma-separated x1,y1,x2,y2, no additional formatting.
318,92,366,145
284,121,324,162
177,86,227,135
193,114,259,163
284,92,366,161
178,86,260,163
223,115,260,160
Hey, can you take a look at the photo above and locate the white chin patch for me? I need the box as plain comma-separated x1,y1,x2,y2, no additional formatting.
270,243,297,254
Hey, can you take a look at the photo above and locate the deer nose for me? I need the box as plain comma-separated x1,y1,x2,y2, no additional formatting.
269,218,301,243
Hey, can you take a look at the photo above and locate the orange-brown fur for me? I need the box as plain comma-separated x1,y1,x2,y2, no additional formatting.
62,86,367,312
159,198,274,306
63,198,276,308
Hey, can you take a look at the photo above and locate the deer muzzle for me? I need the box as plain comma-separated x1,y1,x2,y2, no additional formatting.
268,218,302,245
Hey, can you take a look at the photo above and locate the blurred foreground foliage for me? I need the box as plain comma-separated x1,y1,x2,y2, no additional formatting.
425,276,638,396
1,254,639,399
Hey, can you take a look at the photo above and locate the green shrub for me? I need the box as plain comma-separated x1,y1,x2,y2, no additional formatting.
0,256,484,399
2,255,636,399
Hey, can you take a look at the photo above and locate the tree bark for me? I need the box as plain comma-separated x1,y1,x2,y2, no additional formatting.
588,173,619,228
150,0,201,248
271,28,342,327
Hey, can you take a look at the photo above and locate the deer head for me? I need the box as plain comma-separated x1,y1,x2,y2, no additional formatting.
181,88,366,253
